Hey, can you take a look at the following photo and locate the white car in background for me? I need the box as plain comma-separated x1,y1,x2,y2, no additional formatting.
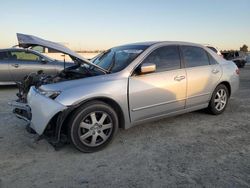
205,45,222,56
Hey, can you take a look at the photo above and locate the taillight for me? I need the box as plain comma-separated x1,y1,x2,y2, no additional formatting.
236,68,240,75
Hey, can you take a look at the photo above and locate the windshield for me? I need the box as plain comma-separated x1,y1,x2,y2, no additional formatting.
91,45,149,73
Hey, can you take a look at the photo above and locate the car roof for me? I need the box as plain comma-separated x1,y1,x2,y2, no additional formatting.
1,41,206,53
116,41,205,48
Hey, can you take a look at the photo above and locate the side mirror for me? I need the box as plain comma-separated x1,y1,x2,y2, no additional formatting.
41,58,47,64
140,63,156,74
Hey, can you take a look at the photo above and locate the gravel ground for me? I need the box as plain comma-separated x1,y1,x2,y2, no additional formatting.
0,66,249,188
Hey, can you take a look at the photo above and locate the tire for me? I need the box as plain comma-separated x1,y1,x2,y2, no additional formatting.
242,61,246,68
240,61,244,68
208,84,229,115
235,61,242,68
68,100,119,153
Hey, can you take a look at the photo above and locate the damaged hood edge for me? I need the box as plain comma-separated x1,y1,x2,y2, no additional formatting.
16,33,108,73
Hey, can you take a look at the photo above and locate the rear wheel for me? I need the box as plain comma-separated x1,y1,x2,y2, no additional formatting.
68,101,118,152
208,84,229,115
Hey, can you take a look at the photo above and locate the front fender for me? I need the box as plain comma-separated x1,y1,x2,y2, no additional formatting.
54,78,131,128
28,87,67,135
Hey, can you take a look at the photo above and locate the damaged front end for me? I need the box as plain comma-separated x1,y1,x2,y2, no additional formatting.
9,77,72,148
9,33,109,148
9,66,93,147
9,73,42,122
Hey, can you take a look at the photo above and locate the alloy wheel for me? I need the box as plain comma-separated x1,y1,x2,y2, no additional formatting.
214,88,227,111
78,111,113,147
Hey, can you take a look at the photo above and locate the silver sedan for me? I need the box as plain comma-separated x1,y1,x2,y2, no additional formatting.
0,48,73,85
11,34,239,152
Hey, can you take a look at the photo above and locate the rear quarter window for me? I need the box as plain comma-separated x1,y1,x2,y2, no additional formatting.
208,53,218,65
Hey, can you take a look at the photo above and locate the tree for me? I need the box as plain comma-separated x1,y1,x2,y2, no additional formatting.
240,44,248,52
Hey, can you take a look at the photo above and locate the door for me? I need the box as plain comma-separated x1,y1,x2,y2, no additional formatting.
0,51,12,83
129,45,187,122
181,46,222,107
8,50,56,82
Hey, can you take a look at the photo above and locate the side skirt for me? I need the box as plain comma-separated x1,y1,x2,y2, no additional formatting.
128,103,209,128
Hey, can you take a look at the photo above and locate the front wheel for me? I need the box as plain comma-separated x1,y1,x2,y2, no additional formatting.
68,101,119,152
208,84,229,115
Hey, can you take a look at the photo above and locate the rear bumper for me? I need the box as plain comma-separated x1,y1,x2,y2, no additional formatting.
10,86,67,135
230,74,240,97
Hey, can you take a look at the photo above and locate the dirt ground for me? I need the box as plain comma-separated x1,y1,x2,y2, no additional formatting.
0,66,249,188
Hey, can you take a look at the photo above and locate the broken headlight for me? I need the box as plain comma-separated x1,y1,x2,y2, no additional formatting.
38,89,61,99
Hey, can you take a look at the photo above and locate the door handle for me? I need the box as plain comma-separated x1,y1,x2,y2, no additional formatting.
11,64,19,68
174,75,185,81
212,69,219,74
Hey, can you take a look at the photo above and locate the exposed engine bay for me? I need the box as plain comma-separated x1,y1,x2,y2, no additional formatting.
10,33,110,149
13,64,100,148
16,64,97,103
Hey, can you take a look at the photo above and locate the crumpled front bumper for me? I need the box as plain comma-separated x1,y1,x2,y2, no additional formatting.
9,101,31,122
10,86,67,135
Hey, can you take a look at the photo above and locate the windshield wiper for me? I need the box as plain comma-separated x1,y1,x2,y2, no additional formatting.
107,52,116,73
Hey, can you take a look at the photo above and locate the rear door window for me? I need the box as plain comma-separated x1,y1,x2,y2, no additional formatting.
181,46,210,68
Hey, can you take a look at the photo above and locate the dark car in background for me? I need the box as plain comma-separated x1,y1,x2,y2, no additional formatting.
222,51,247,68
0,48,74,85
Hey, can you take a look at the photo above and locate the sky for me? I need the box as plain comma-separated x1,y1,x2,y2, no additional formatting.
0,0,250,51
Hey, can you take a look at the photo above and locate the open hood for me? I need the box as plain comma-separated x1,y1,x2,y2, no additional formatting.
17,33,108,73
